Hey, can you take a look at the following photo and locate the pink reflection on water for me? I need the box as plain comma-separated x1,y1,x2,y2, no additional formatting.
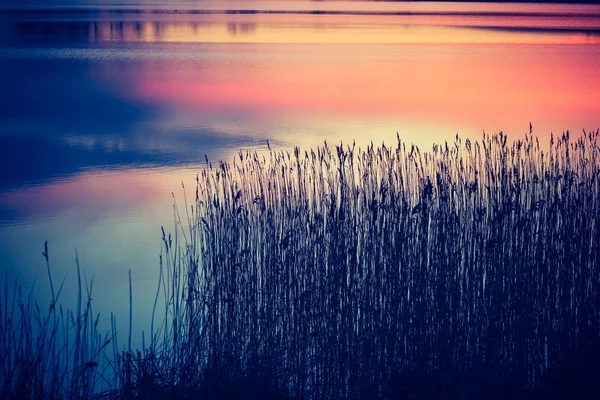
0,169,179,223
134,40,600,144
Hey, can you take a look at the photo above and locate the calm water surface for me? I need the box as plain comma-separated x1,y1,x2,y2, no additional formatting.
1,1,599,345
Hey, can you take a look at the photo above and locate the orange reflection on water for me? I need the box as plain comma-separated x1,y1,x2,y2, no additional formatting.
90,17,600,44
137,39,600,141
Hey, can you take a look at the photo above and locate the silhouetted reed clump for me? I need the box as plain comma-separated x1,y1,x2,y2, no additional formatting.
165,130,599,399
0,247,111,399
2,131,599,399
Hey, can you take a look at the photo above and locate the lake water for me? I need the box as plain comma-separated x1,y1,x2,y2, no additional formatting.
1,1,600,346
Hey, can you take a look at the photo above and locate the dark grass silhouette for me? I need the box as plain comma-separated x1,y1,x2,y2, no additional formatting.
1,130,599,399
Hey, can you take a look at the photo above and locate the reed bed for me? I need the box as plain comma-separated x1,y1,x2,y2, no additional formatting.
0,246,112,399
168,130,599,398
2,131,599,399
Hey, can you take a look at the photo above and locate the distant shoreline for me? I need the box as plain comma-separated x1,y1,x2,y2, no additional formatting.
2,8,599,18
2,0,600,12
